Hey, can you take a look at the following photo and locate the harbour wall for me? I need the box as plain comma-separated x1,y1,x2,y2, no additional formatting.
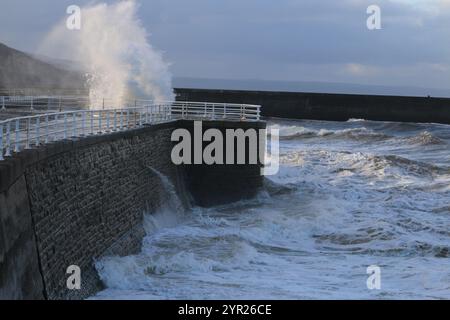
0,119,265,300
175,88,450,124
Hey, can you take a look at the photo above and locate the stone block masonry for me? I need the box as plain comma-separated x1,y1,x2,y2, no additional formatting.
0,119,265,299
25,124,183,300
175,120,266,206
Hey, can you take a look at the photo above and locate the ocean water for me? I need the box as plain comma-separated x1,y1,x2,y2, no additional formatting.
92,119,450,300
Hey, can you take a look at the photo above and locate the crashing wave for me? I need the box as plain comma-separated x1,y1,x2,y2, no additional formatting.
403,131,446,146
272,124,390,141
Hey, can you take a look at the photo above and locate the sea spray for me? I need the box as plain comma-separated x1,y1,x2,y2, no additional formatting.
39,0,174,108
144,167,186,233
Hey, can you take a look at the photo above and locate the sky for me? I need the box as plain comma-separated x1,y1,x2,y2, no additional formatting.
1,0,450,92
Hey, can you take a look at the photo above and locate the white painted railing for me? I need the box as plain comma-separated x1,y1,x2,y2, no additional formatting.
0,95,90,110
0,88,88,97
0,99,261,161
168,101,260,121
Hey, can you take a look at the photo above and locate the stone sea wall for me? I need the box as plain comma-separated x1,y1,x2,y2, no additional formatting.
0,119,265,299
175,88,450,124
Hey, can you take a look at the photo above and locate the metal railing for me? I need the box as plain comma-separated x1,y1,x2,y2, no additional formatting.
0,99,261,161
0,95,90,112
0,88,88,97
168,101,260,121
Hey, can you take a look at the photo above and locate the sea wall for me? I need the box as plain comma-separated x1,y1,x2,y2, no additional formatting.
0,119,265,300
176,120,266,207
175,88,450,124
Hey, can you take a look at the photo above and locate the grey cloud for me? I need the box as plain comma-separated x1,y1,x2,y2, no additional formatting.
0,0,449,90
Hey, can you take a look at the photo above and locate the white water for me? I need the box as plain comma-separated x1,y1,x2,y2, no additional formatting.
40,0,174,108
93,119,450,300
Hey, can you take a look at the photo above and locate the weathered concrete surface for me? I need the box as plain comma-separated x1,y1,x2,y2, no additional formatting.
175,88,450,124
0,119,265,299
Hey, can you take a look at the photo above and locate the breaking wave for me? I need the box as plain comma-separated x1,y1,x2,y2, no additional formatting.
274,124,392,141
273,123,446,147
403,131,446,146
92,119,450,300
40,1,174,108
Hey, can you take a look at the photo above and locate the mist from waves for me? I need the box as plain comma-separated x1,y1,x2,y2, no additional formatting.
39,0,174,108
92,119,450,300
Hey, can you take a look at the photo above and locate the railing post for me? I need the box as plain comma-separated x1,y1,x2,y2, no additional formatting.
120,110,123,130
150,105,153,123
1,96,5,110
82,111,86,136
53,114,58,141
204,103,207,118
64,113,68,139
15,119,20,152
106,111,110,131
98,110,102,133
45,115,49,144
5,122,11,156
0,124,4,161
72,113,77,137
30,97,34,111
25,118,30,149
90,110,94,135
212,103,215,120
35,117,40,146
126,109,130,128
114,111,117,131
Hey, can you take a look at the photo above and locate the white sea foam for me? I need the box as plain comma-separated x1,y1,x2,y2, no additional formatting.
92,119,450,300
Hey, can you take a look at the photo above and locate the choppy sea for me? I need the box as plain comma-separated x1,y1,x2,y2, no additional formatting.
92,119,450,299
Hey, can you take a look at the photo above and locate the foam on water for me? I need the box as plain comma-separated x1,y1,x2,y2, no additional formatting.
92,119,450,300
